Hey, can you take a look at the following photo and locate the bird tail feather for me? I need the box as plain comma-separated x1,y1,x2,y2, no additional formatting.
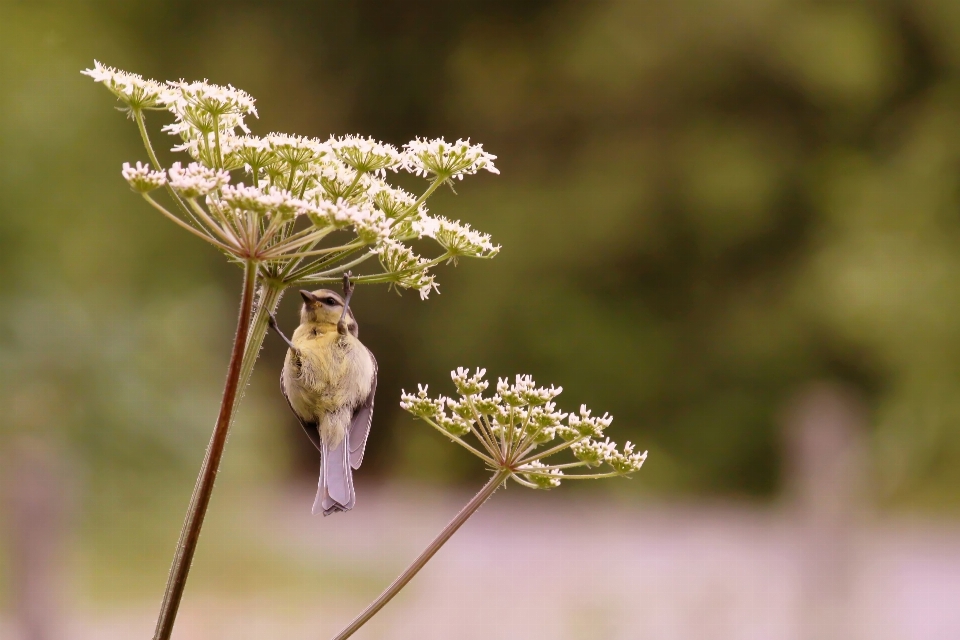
313,436,355,516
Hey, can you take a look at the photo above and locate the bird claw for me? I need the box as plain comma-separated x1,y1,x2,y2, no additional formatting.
337,272,355,335
342,271,355,298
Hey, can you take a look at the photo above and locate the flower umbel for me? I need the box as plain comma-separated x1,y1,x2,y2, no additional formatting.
402,369,647,488
402,137,499,182
85,64,500,296
122,161,167,193
82,60,168,111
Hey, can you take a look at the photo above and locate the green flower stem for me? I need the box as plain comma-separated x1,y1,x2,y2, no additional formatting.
550,471,631,480
517,460,590,472
419,418,497,465
517,435,588,466
396,178,443,223
153,259,258,640
273,225,337,255
281,248,356,283
213,117,223,168
233,278,285,412
302,252,376,281
508,473,541,489
141,194,232,251
134,110,202,228
463,395,502,459
264,240,366,261
186,198,240,247
331,470,510,640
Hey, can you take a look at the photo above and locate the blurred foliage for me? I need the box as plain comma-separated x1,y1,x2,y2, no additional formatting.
3,0,960,535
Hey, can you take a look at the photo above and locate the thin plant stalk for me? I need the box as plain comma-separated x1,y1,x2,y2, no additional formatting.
331,469,510,640
233,278,285,412
153,259,258,640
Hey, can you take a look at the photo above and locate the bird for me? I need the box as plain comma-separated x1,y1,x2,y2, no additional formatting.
269,279,377,515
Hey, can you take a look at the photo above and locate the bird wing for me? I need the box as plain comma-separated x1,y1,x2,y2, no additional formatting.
348,347,377,470
281,366,322,452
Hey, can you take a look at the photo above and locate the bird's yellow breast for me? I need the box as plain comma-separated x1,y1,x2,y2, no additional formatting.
282,323,375,428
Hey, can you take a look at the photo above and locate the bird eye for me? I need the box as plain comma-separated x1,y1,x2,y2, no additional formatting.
323,297,338,305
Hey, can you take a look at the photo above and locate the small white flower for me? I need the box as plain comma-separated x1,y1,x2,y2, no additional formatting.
610,441,648,474
370,182,419,218
308,199,391,242
161,80,258,157
331,135,402,176
472,394,501,415
221,135,278,173
498,374,537,407
82,61,168,110
267,133,329,167
421,216,499,259
528,401,567,429
520,460,563,489
400,385,445,419
568,404,613,437
168,162,230,198
312,159,369,202
121,161,167,193
402,137,499,181
437,414,472,437
571,437,617,467
376,240,438,298
217,184,301,220
451,367,489,396
164,79,258,120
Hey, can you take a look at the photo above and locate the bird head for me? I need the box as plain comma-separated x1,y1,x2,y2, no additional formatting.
299,289,358,336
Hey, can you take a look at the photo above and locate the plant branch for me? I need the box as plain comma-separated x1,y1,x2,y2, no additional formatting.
418,418,497,464
331,470,510,640
233,279,285,413
141,194,234,252
153,259,258,640
134,109,203,228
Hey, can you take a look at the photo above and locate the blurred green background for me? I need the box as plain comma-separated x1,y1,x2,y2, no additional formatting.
4,0,960,629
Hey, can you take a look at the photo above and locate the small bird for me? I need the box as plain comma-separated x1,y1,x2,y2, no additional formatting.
270,278,377,515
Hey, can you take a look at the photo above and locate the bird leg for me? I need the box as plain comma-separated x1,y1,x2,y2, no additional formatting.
337,272,355,336
268,312,299,353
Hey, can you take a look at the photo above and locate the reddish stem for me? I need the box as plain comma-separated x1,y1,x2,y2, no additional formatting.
153,260,258,640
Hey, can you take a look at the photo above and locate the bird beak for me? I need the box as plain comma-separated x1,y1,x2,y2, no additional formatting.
299,290,316,303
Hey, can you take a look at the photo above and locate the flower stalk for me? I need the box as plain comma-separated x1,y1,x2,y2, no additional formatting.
332,469,510,640
153,259,257,640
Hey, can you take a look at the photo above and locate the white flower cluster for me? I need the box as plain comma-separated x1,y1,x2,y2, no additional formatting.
401,368,646,489
571,437,618,467
567,405,615,438
376,241,437,299
400,385,446,419
168,162,230,198
497,374,562,407
217,184,301,221
266,133,329,169
417,216,500,260
163,79,257,140
452,367,490,395
402,138,499,181
121,161,167,193
331,135,402,176
87,63,500,295
82,61,167,111
520,460,563,489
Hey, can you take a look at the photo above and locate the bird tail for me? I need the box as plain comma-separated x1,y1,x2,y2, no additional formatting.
313,436,355,516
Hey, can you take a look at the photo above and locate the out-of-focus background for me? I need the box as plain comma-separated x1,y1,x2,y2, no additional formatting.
3,0,960,638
